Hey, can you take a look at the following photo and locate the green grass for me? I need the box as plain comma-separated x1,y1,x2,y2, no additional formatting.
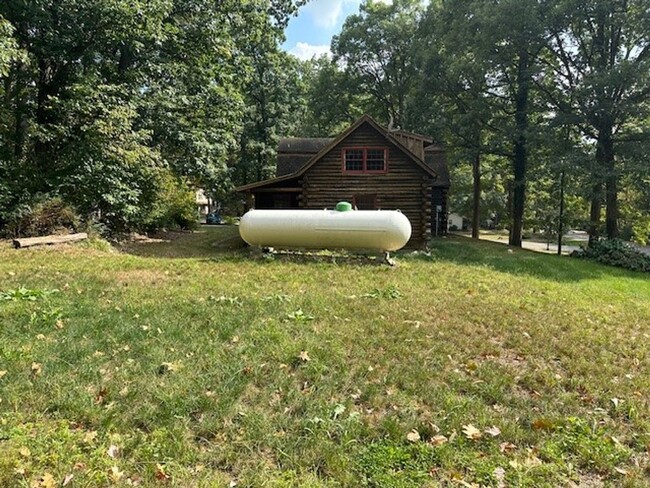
1,228,649,487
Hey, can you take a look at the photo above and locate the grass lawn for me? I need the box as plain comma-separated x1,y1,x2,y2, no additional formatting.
1,227,649,487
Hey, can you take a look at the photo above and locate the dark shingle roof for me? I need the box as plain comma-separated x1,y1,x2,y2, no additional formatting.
424,144,450,187
278,138,334,154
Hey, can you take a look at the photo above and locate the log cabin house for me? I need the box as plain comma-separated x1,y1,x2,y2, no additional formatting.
236,114,449,248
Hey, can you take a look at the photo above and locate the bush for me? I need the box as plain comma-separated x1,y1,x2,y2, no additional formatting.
571,238,650,273
5,196,80,238
142,173,198,232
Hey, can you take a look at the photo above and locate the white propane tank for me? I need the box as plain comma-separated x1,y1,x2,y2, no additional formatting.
239,205,411,252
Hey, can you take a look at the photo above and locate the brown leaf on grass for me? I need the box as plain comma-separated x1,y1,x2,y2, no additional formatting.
484,426,501,437
109,466,124,482
107,444,119,458
429,434,448,446
19,447,31,458
155,463,170,482
531,418,555,431
31,473,56,488
83,431,98,443
406,429,421,442
31,362,42,376
298,351,311,362
462,424,482,440
95,387,108,405
499,442,517,453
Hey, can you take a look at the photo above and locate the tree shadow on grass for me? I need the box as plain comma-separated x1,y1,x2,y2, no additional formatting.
406,235,636,283
117,226,246,259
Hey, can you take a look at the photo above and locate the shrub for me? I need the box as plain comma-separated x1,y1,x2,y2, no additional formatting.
5,196,80,238
571,238,650,273
142,172,198,232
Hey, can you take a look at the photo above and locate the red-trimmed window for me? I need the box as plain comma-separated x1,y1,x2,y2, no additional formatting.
343,147,388,173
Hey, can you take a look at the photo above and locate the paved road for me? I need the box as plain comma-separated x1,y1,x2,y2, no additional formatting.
477,235,581,255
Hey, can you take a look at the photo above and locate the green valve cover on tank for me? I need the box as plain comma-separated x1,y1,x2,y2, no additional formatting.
336,201,352,212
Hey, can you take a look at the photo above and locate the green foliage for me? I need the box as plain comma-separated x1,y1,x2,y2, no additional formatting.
4,196,80,238
143,172,198,232
572,239,650,273
0,287,58,302
540,417,631,473
0,0,306,234
332,0,424,127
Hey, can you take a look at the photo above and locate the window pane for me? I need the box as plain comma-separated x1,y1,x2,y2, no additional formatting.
345,149,363,171
366,149,385,171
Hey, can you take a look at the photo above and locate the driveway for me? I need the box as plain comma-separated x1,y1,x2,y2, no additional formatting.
452,231,585,255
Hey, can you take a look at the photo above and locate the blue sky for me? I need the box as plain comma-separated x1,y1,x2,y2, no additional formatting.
282,0,393,60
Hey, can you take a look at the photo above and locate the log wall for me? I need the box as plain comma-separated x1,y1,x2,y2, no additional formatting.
300,122,433,247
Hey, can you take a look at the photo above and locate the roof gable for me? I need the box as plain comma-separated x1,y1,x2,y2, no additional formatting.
236,114,443,192
291,115,438,179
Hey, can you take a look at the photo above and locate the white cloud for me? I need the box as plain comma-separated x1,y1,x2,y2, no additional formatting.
302,0,395,29
304,0,346,28
289,42,332,61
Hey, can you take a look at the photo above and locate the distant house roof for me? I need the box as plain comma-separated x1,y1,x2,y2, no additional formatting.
237,115,448,192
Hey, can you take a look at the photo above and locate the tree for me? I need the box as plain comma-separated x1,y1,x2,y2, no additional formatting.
332,0,424,128
545,0,650,240
0,0,306,233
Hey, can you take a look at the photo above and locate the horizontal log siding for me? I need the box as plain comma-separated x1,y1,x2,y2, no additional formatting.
301,123,432,247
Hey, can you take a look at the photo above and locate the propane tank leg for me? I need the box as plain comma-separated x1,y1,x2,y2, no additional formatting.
384,251,395,266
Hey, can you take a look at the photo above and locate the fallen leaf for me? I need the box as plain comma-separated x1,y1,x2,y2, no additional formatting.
500,442,516,453
36,334,46,340
531,418,555,431
155,463,170,481
109,466,124,482
32,473,56,488
485,425,501,437
55,320,64,330
493,466,506,487
611,398,623,408
430,434,448,446
19,447,31,458
298,351,311,362
31,362,43,376
406,429,421,442
62,474,74,486
462,424,482,441
107,444,119,458
524,454,542,467
614,467,628,476
0,370,6,379
83,431,98,443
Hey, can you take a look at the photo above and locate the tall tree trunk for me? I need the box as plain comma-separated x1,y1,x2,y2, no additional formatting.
588,182,602,246
471,151,481,239
600,128,618,238
509,50,530,248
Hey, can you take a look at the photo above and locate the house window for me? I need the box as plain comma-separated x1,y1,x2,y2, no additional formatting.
343,147,388,173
